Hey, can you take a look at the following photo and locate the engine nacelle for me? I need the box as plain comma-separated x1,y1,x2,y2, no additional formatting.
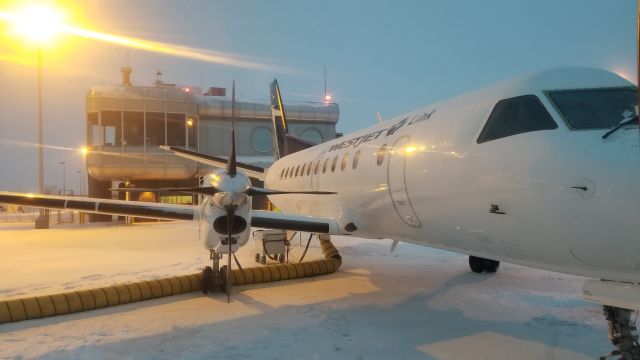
199,195,251,254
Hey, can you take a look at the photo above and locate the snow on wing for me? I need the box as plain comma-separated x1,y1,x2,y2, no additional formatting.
0,192,196,221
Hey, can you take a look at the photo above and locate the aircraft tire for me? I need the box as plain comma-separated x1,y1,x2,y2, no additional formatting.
202,266,213,294
469,256,485,273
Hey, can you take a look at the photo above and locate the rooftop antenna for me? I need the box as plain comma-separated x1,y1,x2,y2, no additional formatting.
323,65,327,100
155,69,163,85
323,65,329,103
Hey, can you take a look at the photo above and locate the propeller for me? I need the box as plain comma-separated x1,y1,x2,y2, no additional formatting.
109,186,218,195
223,81,239,303
111,186,335,197
225,205,235,303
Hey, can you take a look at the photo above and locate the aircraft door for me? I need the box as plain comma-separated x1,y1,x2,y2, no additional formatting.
387,136,422,227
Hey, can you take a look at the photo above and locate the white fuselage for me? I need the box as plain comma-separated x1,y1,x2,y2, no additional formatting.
264,68,640,283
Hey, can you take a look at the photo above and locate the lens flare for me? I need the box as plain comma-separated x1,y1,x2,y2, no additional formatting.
2,4,66,45
0,5,281,71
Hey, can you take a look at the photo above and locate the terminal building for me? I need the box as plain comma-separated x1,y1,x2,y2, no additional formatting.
85,68,339,218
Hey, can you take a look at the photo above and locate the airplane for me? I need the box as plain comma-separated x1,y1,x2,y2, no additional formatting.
0,67,639,358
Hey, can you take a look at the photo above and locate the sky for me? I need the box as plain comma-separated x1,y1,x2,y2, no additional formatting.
0,0,636,192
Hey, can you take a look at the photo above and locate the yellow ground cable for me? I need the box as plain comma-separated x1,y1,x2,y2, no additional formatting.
0,235,341,324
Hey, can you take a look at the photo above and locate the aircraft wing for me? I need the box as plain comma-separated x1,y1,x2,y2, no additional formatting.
160,146,265,181
251,209,342,234
0,192,197,221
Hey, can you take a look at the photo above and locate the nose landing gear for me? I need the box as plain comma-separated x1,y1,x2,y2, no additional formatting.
469,256,500,273
202,250,222,294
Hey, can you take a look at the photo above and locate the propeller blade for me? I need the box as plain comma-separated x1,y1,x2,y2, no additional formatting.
227,81,237,177
109,187,218,195
245,187,337,196
226,206,234,303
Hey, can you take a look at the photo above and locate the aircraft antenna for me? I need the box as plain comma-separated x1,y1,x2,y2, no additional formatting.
323,65,327,101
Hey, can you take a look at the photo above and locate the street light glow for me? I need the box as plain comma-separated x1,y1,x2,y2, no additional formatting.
0,4,282,71
4,4,66,45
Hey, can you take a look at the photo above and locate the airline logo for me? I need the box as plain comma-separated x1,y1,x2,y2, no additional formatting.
328,109,436,152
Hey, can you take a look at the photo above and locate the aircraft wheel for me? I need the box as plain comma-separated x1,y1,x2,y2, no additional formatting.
260,255,267,265
202,266,213,294
278,253,285,263
468,256,485,273
484,259,500,273
255,253,260,263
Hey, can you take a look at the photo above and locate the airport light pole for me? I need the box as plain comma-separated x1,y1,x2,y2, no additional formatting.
59,161,66,195
35,48,50,227
37,48,44,196
2,4,69,227
76,170,82,195
80,147,88,196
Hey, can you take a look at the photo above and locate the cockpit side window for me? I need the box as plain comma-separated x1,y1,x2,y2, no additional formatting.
546,87,637,130
477,95,557,144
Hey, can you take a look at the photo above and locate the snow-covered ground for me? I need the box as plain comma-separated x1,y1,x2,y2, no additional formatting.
0,221,610,359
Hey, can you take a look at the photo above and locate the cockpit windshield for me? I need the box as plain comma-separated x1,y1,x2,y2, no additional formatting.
546,87,637,130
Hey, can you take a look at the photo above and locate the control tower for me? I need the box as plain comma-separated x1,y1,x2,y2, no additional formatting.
85,67,339,218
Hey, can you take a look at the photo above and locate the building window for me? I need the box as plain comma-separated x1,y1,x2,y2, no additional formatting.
301,127,323,144
160,195,193,205
250,127,273,153
353,150,361,169
123,111,144,146
331,156,338,172
477,95,557,144
377,144,387,166
167,113,186,146
341,153,349,171
187,116,198,148
146,112,165,146
100,110,122,146
87,112,99,146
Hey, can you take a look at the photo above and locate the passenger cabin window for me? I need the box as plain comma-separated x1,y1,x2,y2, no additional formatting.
280,169,284,179
477,95,557,144
341,154,349,171
331,156,338,172
301,163,307,176
323,158,329,173
547,88,637,130
353,150,361,169
295,165,300,177
307,162,313,176
314,160,320,175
